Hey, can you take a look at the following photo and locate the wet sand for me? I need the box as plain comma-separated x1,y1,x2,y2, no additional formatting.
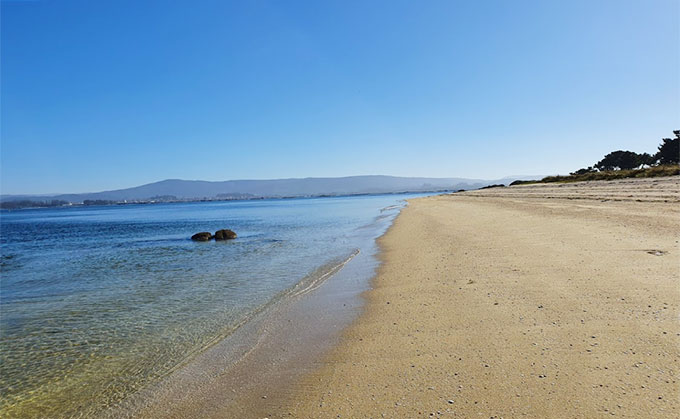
287,176,680,418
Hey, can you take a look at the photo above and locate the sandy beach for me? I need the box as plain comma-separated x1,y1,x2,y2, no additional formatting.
283,176,680,418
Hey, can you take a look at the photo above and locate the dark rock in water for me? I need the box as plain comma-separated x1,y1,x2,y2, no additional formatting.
214,229,237,240
191,232,213,241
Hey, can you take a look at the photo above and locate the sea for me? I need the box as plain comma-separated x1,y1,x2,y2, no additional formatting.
0,193,429,418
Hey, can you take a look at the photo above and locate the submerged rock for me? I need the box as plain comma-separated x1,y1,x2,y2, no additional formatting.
214,229,237,240
191,232,213,241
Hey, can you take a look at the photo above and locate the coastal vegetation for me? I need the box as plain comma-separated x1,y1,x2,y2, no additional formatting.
511,131,679,185
83,199,117,206
0,199,70,210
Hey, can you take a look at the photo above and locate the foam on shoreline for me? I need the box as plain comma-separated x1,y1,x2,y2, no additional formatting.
104,200,410,418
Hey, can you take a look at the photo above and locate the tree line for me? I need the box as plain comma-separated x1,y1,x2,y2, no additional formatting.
0,199,70,210
571,130,679,175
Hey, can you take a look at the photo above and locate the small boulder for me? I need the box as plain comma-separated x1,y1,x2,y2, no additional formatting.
214,229,237,240
191,232,213,241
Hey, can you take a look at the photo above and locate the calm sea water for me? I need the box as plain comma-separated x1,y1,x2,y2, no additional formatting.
0,194,426,418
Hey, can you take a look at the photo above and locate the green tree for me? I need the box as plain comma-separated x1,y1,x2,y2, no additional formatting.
570,166,596,175
595,150,647,171
654,130,679,165
637,152,654,167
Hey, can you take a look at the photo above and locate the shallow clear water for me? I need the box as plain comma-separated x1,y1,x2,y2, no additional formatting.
0,194,425,418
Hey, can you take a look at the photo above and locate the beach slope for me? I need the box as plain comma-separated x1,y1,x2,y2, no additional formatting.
288,176,679,418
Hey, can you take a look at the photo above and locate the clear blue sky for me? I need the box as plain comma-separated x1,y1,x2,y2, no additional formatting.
1,0,678,194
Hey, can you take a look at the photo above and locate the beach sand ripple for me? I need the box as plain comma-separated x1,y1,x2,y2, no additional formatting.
286,176,679,418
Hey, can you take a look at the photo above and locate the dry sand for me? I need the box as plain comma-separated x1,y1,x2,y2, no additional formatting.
284,176,680,418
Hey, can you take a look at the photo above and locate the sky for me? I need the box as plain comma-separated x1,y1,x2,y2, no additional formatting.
1,0,678,195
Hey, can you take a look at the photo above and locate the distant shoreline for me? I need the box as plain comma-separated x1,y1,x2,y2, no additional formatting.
0,188,457,211
2,174,537,209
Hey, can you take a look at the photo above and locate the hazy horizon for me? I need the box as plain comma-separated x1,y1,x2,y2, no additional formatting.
3,173,544,197
0,174,540,196
2,0,678,195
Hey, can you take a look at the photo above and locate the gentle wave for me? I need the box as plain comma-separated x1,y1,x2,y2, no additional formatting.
0,194,426,418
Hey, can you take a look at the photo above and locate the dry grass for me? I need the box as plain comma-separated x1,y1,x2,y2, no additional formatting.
511,165,679,185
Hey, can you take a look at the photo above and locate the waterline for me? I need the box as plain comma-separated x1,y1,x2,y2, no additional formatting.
0,194,427,417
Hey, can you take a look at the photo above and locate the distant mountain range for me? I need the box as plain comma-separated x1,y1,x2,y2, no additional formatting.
1,175,541,206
